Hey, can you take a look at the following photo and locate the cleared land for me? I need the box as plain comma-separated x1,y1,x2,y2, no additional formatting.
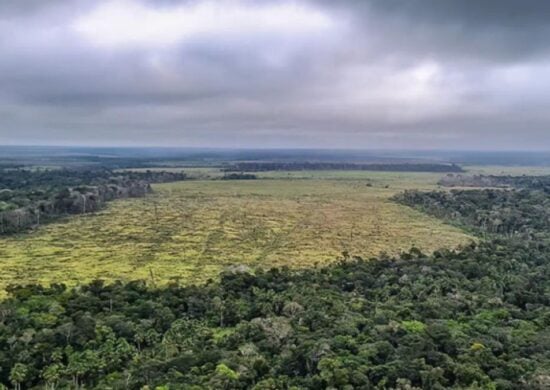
0,173,473,293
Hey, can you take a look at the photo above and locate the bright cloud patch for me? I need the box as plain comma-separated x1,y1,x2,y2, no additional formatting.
73,0,337,49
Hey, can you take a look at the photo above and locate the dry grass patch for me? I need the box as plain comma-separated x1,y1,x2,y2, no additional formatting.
0,174,473,293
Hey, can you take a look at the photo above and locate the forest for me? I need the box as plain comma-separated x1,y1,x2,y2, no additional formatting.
438,174,550,189
0,174,549,389
396,175,550,236
0,169,186,234
223,163,464,173
221,173,258,180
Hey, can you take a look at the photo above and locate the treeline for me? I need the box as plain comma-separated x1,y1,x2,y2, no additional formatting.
0,169,186,234
223,162,464,173
221,173,258,180
439,173,550,190
0,169,186,192
395,188,550,237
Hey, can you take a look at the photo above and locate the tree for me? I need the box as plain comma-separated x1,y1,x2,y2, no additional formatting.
42,363,64,390
212,296,225,327
210,364,239,390
9,363,28,390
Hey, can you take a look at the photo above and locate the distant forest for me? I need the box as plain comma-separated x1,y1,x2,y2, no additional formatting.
223,162,464,173
3,146,550,167
1,174,550,388
439,174,550,189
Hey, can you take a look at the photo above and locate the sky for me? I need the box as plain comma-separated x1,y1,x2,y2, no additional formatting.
0,0,549,150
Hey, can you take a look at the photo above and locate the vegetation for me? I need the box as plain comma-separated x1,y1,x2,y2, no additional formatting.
223,162,464,173
463,165,550,176
221,173,258,180
0,175,472,294
396,175,550,237
439,173,550,189
0,237,549,388
0,169,186,234
2,163,550,388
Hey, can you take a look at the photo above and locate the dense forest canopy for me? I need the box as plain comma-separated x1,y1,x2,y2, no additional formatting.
1,174,549,389
396,175,550,237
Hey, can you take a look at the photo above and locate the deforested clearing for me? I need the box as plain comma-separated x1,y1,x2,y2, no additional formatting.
0,174,473,292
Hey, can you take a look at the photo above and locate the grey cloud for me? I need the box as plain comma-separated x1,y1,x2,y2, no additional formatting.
323,0,550,62
0,0,549,149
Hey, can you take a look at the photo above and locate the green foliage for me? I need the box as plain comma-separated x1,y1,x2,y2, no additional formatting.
395,177,550,237
0,236,548,388
401,320,426,333
0,171,548,388
9,363,28,390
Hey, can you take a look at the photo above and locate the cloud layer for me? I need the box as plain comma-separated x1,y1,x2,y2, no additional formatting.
1,0,549,149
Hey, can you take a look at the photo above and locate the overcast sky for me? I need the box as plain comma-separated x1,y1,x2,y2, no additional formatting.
1,0,549,150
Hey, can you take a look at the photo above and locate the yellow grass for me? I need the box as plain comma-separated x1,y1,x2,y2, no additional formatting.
0,173,473,294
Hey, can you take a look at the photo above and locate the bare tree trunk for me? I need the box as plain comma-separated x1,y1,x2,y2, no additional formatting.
82,194,87,214
149,267,157,288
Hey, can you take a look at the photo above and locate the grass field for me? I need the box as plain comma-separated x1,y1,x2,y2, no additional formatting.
0,173,474,293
